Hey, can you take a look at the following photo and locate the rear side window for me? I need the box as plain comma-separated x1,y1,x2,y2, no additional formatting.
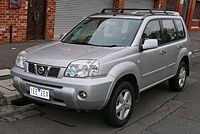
142,20,162,45
161,20,177,44
174,19,185,39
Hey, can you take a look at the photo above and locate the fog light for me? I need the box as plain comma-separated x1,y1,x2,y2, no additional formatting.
79,91,87,99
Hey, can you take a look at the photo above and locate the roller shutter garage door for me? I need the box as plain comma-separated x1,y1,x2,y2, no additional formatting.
124,0,154,9
54,0,112,38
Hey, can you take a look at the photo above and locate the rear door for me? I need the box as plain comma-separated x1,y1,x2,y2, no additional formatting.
161,19,187,76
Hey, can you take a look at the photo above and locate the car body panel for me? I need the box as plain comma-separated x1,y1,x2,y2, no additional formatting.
139,45,169,88
11,66,115,110
26,43,124,67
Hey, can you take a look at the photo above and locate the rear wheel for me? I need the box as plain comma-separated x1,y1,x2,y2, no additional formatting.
101,80,135,127
169,62,187,91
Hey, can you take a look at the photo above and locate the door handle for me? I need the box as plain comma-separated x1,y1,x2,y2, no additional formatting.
160,50,166,55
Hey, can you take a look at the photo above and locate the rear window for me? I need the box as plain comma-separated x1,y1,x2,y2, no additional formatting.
174,19,185,40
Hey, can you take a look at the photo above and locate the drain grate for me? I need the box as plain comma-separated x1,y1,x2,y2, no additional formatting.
11,98,32,106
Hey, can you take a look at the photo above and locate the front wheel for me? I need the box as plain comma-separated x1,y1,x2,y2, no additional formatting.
169,62,187,91
101,80,135,127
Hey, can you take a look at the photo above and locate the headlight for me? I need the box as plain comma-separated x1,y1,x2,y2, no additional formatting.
65,60,100,78
15,51,28,69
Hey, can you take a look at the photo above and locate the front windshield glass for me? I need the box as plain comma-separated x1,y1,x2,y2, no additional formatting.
62,18,141,47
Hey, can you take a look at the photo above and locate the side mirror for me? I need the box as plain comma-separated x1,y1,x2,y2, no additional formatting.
142,39,158,50
60,33,67,40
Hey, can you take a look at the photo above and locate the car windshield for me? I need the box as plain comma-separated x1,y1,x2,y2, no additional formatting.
61,18,141,47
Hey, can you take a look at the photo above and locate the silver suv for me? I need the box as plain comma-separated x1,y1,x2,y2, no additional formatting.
11,8,192,127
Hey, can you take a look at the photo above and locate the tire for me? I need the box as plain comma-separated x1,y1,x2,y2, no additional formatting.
169,62,187,91
101,80,135,127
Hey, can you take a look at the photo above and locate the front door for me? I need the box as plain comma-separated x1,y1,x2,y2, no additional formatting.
27,0,46,40
140,20,168,89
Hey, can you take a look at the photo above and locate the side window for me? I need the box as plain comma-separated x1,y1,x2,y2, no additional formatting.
142,20,161,45
161,20,177,44
174,19,185,39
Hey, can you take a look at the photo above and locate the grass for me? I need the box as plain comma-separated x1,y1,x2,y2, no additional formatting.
0,75,11,81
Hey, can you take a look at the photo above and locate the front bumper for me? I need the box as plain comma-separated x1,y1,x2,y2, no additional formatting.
11,66,115,110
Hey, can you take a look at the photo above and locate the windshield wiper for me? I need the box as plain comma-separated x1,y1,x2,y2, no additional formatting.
100,45,118,47
67,40,95,46
67,40,119,47
85,44,119,47
82,42,119,47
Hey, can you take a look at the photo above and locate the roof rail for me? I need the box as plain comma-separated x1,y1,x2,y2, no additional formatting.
101,8,152,13
101,8,179,16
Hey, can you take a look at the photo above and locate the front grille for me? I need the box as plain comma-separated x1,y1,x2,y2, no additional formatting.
28,63,35,74
48,68,60,78
28,63,60,78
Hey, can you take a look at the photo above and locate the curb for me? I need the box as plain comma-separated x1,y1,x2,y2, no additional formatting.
0,69,11,80
192,50,200,59
192,50,200,54
0,89,22,106
0,95,6,106
0,69,10,77
0,79,22,106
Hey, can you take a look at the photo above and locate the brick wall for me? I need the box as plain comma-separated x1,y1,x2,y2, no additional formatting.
45,0,56,40
0,0,56,44
113,0,124,8
0,0,28,43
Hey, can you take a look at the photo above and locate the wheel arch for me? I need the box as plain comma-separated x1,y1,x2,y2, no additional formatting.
175,48,190,76
114,74,139,101
99,61,141,110
180,56,190,76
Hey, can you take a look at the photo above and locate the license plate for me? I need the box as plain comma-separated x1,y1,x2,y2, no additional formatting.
30,86,50,100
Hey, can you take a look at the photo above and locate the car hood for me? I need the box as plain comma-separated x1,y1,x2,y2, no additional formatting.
26,42,124,67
